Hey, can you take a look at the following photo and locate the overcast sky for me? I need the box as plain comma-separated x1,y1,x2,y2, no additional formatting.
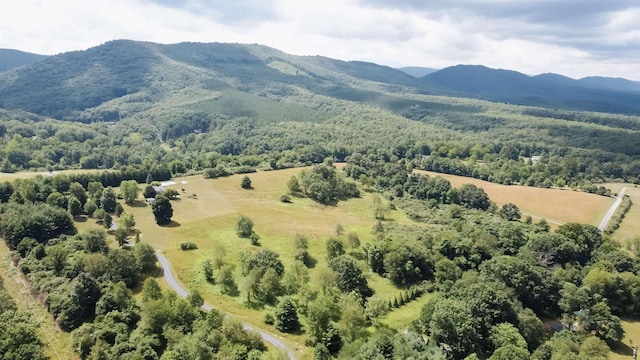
1,0,639,80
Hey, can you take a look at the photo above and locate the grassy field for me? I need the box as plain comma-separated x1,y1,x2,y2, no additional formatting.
417,170,614,226
378,292,434,330
78,167,423,359
604,183,640,244
611,319,640,360
0,242,78,360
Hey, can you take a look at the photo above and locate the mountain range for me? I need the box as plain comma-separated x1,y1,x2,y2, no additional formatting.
1,40,639,120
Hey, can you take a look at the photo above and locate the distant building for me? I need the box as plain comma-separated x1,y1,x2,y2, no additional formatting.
531,156,541,162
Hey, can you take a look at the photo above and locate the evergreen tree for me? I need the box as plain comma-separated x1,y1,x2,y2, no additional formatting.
68,196,82,217
151,195,173,225
275,296,299,333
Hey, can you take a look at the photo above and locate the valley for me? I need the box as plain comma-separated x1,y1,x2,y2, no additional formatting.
0,40,639,360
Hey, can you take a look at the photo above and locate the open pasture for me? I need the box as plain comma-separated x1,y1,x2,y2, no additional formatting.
605,183,640,243
417,170,614,226
114,168,419,347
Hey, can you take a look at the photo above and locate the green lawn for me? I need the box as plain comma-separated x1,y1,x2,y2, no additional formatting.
611,319,640,359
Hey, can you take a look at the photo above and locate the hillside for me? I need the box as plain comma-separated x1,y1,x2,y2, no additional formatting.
1,40,640,360
0,49,47,72
1,40,640,121
0,40,639,185
421,65,640,114
0,40,419,120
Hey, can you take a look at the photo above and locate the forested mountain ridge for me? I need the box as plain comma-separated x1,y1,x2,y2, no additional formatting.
1,40,640,121
0,40,421,120
421,65,640,114
0,39,639,189
0,48,47,72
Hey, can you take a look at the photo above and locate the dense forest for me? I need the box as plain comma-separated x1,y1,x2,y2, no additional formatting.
0,40,639,360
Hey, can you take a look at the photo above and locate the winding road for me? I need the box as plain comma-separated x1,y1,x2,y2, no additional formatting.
598,187,628,231
155,252,297,360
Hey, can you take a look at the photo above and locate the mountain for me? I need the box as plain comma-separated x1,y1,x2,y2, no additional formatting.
396,66,438,78
0,40,426,121
1,40,640,121
578,76,640,93
421,65,640,114
0,49,47,72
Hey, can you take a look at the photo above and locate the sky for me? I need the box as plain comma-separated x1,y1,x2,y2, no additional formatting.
1,0,639,80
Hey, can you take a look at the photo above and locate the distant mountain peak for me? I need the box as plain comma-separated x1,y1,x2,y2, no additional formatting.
0,49,47,72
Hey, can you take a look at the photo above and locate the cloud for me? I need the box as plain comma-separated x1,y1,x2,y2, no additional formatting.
142,0,280,24
0,0,638,80
359,1,640,57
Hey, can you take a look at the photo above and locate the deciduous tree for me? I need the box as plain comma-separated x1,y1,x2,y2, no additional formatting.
119,180,139,204
236,215,254,237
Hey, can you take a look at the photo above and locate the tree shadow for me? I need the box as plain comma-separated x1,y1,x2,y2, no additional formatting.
129,200,148,208
221,285,239,297
305,256,317,269
149,266,164,278
74,216,88,223
611,341,634,356
245,299,265,310
161,220,181,228
287,327,305,336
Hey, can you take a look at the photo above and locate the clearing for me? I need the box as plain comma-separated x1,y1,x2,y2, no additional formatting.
417,170,614,226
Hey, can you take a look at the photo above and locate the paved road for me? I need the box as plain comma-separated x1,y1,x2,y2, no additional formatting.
598,187,628,231
155,252,297,360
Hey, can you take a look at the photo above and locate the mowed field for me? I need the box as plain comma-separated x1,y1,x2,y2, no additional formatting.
417,170,614,226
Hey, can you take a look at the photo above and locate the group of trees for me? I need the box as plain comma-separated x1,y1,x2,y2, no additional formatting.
0,168,272,359
289,161,360,204
1,152,638,359
0,281,47,359
401,217,636,359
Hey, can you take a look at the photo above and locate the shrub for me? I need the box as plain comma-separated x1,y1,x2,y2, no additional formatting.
280,194,292,203
241,176,252,189
250,232,261,246
180,242,198,250
236,215,254,237
264,313,275,325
